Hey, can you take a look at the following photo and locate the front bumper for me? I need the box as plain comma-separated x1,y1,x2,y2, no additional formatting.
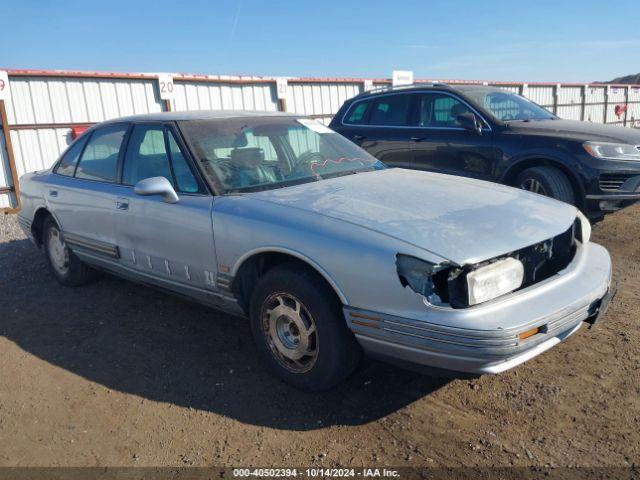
346,242,613,375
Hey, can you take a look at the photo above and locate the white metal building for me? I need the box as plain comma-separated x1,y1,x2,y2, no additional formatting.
1,68,639,211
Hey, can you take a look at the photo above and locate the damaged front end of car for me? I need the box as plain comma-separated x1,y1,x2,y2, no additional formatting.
396,216,585,309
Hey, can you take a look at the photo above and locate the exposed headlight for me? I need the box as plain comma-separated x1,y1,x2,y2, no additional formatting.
576,210,591,244
396,254,448,305
583,141,640,161
466,257,524,306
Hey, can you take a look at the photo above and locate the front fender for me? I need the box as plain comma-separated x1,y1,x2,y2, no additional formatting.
232,245,350,305
499,150,587,199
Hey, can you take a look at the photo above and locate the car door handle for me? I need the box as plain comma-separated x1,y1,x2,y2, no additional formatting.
353,134,365,141
115,198,129,210
49,189,58,197
410,136,425,142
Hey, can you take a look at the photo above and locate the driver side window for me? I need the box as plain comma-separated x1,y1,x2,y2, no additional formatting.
122,124,201,193
418,94,474,128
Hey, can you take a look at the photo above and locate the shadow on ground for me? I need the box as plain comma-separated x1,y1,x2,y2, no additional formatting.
0,237,447,431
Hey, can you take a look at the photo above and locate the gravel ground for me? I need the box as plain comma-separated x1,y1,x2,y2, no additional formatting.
0,207,638,468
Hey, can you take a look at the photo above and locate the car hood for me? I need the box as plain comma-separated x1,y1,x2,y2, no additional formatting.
507,119,640,144
251,168,577,265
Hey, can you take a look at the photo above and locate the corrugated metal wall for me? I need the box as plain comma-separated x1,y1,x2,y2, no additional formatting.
1,69,639,210
0,131,11,209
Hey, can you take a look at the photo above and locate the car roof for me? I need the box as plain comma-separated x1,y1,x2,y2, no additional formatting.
100,110,300,124
348,83,502,101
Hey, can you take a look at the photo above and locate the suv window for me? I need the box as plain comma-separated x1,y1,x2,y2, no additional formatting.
345,100,370,124
369,95,410,126
75,124,127,182
55,136,88,176
123,124,201,193
418,93,474,128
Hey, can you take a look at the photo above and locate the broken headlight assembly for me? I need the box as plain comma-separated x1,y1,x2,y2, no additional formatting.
396,217,581,309
396,254,524,308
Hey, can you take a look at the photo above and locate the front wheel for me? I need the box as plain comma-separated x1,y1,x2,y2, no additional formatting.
249,264,361,391
515,166,575,205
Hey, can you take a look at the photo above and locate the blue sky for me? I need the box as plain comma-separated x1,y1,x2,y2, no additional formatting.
0,0,637,82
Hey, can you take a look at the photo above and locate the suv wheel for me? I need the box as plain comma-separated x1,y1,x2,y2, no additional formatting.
516,166,575,204
43,216,96,286
249,264,361,391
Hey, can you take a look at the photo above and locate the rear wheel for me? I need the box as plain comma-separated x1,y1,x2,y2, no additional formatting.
249,264,361,391
515,166,575,204
43,216,96,286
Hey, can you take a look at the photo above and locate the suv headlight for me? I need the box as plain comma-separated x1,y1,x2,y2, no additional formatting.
583,141,640,161
466,257,524,306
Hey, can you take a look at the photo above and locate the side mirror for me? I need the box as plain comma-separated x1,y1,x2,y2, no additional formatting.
456,112,483,135
134,177,179,204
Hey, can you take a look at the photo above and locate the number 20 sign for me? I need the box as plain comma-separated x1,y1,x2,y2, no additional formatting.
157,74,174,101
0,71,10,101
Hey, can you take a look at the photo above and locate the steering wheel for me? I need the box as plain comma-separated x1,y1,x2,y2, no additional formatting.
292,150,325,175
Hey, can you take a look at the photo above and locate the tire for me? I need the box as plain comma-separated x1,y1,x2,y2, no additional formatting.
43,215,96,286
249,264,362,391
515,166,575,205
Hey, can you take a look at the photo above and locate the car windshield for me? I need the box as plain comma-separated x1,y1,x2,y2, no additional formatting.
178,117,385,193
463,89,556,122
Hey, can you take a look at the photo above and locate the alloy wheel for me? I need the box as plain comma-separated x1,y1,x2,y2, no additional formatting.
521,178,548,196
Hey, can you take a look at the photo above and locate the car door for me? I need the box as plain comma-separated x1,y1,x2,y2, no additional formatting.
340,93,414,167
47,123,129,263
112,122,220,303
407,92,498,180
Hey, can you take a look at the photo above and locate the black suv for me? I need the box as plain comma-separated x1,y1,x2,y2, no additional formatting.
330,84,640,221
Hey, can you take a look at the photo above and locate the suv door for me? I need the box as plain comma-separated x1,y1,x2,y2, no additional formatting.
340,93,414,166
48,123,129,262
407,92,498,180
113,123,220,304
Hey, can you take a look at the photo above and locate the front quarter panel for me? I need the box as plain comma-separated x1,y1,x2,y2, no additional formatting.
211,195,447,316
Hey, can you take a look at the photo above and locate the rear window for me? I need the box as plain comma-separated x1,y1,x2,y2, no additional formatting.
75,124,127,183
54,136,87,176
369,94,410,126
345,100,370,124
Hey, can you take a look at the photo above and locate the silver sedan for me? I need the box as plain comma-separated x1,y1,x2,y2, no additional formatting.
17,111,614,390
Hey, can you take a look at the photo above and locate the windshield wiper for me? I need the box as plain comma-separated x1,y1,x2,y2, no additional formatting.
223,176,320,194
320,169,371,180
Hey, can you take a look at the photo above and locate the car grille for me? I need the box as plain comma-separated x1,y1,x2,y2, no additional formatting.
599,173,635,191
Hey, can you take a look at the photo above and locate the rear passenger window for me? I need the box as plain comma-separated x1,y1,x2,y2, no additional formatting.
345,101,370,124
369,95,410,126
55,136,87,176
75,124,127,182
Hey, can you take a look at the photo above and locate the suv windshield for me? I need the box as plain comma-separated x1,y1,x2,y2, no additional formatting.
463,89,556,122
179,117,385,193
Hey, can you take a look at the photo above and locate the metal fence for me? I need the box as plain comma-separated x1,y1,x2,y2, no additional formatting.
1,68,639,211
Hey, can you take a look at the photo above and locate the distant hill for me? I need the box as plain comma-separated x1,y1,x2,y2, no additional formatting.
606,73,640,84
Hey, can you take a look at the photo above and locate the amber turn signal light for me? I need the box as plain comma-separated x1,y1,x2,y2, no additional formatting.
519,327,540,342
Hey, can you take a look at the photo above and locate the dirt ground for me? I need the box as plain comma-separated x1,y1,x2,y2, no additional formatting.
0,205,638,469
